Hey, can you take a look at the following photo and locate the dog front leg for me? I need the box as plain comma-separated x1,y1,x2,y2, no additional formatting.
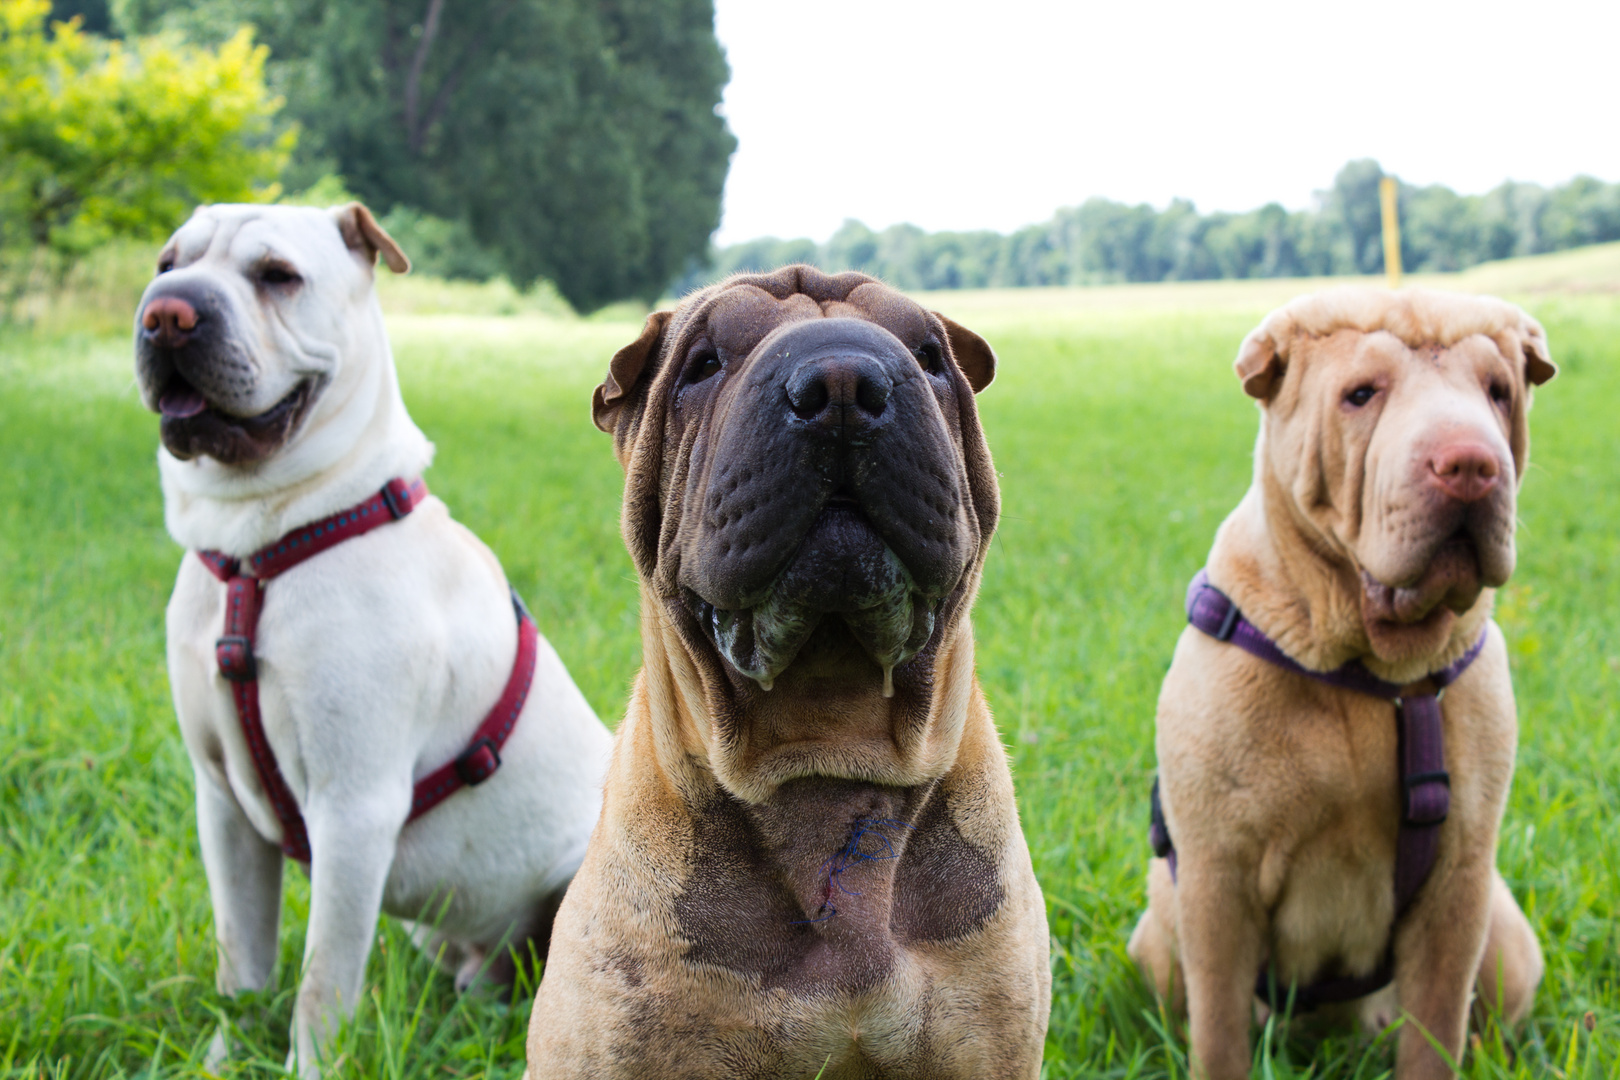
196,770,283,995
288,799,403,1079
1473,869,1542,1028
1128,857,1186,1016
1392,858,1495,1079
1174,855,1264,1080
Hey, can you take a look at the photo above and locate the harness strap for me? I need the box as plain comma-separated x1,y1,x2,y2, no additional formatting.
196,479,535,863
1152,569,1486,1009
1184,569,1485,699
407,592,538,819
220,573,311,860
1395,693,1450,912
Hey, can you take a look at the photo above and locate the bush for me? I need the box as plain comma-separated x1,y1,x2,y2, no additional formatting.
0,0,290,308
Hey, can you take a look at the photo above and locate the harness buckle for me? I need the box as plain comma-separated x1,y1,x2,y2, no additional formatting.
1402,769,1450,826
215,635,256,682
381,478,415,520
455,736,502,786
1215,599,1241,641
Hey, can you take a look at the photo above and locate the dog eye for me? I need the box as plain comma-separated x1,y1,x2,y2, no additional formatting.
1489,381,1511,407
1345,384,1378,407
156,257,174,275
259,264,302,286
914,342,943,373
686,350,722,384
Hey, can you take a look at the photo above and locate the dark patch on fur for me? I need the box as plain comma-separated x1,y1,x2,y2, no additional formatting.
672,788,819,981
674,784,886,994
673,776,1004,999
890,782,1004,944
605,952,644,988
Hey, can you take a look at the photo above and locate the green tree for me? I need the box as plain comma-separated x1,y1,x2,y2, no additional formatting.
1324,158,1387,274
0,0,289,263
1539,175,1620,253
117,0,734,312
1400,183,1480,272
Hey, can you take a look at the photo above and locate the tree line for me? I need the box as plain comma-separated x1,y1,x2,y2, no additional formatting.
8,0,733,313
11,1,1619,310
678,160,1620,294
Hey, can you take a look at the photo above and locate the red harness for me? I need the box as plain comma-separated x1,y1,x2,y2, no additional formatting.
196,477,538,863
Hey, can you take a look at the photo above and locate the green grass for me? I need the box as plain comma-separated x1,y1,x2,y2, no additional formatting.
2,261,1618,1077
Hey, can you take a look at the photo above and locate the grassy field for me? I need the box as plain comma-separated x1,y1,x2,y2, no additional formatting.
2,248,1617,1077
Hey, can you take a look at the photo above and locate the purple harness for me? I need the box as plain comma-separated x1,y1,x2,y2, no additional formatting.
1149,569,1488,1010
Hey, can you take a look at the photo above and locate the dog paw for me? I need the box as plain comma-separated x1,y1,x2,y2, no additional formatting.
285,1045,327,1080
1356,988,1399,1034
204,1026,230,1068
455,948,490,993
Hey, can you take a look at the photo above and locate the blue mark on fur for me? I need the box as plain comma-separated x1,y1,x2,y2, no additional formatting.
792,817,915,925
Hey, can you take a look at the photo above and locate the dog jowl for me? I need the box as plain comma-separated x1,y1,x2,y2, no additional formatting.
528,266,1049,1079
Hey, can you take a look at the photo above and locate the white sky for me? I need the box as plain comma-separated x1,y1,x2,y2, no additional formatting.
711,0,1619,244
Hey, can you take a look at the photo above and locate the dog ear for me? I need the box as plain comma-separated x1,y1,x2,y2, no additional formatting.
1521,327,1557,387
333,202,411,274
1235,330,1285,400
594,311,672,434
933,312,996,393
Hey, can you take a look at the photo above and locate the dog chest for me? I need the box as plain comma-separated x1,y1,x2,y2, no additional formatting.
670,778,1005,995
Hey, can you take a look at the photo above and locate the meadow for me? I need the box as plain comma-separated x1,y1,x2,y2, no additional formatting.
1,245,1617,1077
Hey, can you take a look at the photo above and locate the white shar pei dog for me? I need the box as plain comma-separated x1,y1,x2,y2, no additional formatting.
133,202,611,1075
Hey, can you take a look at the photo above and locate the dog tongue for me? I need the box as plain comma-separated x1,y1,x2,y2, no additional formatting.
159,386,208,419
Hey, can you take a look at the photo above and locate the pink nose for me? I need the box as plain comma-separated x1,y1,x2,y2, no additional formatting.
141,296,198,345
1429,442,1501,502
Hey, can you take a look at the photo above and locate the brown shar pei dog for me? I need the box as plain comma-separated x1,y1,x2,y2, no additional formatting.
1129,289,1553,1079
525,266,1050,1078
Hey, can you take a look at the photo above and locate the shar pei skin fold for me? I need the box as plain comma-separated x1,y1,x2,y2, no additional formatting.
526,266,1050,1079
1129,289,1552,1080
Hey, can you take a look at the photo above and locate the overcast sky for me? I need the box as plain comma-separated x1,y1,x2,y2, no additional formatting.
711,0,1618,244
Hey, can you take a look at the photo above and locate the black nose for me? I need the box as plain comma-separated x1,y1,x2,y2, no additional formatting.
786,353,893,428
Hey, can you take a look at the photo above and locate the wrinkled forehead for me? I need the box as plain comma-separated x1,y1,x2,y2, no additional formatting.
1306,328,1511,377
690,280,930,357
166,205,347,270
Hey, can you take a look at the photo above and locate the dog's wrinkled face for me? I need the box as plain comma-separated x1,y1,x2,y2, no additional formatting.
1239,305,1554,664
598,266,998,788
133,203,408,465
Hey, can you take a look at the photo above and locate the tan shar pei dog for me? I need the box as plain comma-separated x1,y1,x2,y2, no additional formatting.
1129,288,1553,1079
525,266,1051,1078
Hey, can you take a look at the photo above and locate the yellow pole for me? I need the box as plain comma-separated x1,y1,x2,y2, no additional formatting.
1380,176,1402,288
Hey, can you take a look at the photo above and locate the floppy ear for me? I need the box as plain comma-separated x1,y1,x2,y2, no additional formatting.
333,202,410,274
1235,329,1285,400
933,312,996,393
593,311,672,434
1522,328,1556,387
